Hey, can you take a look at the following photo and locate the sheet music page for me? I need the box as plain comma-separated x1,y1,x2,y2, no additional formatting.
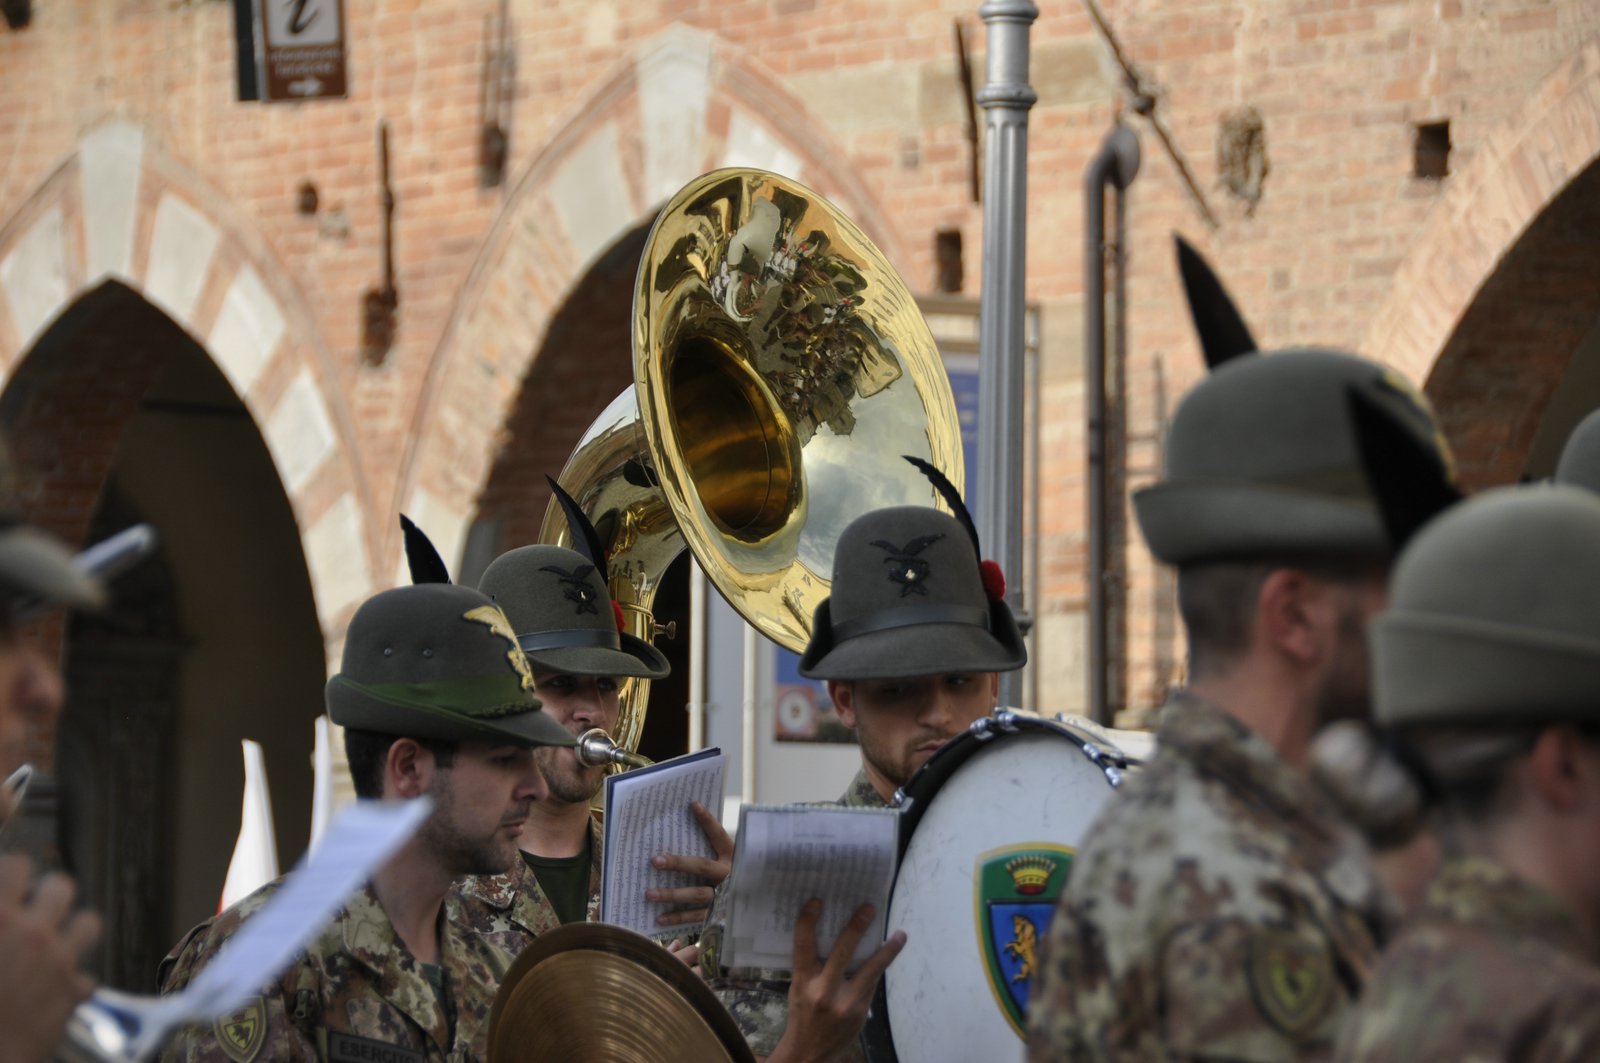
724,804,897,974
599,747,725,938
143,799,432,1042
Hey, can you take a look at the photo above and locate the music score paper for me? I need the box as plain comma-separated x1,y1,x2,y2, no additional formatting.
600,747,725,938
724,804,898,973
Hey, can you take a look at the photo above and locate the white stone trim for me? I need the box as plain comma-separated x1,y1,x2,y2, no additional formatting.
636,26,715,206
0,206,69,348
145,194,221,326
208,265,286,398
264,369,337,495
304,493,373,622
78,123,145,284
547,123,634,274
722,109,804,180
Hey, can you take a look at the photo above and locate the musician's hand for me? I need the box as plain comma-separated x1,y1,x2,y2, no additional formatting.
0,855,101,1063
647,801,734,927
764,899,906,1063
665,937,704,973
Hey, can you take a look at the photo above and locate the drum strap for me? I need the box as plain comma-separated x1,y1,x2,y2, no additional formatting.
833,603,989,642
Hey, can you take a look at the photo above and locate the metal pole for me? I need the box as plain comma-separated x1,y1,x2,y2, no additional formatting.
975,0,1038,711
1084,125,1140,724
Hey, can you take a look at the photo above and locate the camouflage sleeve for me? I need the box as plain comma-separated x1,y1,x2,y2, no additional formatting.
158,908,319,1063
1159,918,1348,1062
711,977,791,1058
1025,902,1105,1063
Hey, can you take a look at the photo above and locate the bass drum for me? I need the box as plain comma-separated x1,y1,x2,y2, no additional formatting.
863,711,1133,1062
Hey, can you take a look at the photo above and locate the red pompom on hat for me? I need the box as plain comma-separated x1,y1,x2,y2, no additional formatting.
980,560,1006,602
611,600,626,633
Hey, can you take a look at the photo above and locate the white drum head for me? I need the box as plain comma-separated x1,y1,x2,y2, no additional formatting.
881,725,1119,1061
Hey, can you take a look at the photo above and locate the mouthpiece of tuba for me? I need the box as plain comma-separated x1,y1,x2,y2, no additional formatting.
575,728,654,770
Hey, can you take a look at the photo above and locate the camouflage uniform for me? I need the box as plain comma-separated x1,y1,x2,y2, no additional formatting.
706,768,885,1059
452,814,604,956
159,881,516,1063
1334,856,1600,1062
1027,694,1392,1062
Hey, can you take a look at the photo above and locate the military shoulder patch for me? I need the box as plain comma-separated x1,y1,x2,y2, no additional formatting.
1246,929,1336,1039
214,996,266,1063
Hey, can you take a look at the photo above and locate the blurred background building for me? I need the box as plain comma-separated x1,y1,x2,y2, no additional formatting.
0,0,1596,991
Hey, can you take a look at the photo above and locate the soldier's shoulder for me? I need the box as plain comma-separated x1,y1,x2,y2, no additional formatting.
160,881,287,993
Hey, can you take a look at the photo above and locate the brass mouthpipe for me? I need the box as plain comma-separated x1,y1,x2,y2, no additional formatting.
575,728,654,770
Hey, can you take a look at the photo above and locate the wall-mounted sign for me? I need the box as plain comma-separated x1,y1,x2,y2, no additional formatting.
258,0,347,101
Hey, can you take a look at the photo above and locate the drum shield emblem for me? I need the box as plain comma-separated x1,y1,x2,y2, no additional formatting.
976,845,1072,1037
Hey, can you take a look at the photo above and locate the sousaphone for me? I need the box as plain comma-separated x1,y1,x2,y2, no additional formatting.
542,167,964,754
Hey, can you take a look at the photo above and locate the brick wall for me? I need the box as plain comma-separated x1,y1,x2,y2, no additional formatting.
0,0,1595,725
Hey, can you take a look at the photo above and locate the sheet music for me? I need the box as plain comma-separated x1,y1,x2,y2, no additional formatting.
724,804,898,973
600,747,725,938
114,798,432,1058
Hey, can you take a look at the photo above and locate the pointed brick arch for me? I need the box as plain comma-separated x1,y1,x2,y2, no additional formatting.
0,120,376,643
398,24,907,560
1366,40,1600,387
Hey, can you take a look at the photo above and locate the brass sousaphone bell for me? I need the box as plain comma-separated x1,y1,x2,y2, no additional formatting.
542,167,964,755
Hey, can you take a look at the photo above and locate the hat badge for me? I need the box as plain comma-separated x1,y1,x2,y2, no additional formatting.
872,534,943,597
541,563,600,615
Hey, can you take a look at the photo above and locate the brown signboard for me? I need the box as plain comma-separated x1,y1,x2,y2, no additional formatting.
258,0,348,101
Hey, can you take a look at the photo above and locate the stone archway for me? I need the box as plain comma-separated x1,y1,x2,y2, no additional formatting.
0,120,377,643
397,24,907,568
1364,40,1600,487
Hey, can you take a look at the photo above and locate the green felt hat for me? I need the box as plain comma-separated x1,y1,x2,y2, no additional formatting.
798,505,1026,680
1134,347,1456,564
326,583,574,748
477,545,670,680
1373,485,1600,727
1555,408,1600,494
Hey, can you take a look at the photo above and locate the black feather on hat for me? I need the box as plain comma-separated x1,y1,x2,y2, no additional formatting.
1175,234,1258,370
400,514,452,585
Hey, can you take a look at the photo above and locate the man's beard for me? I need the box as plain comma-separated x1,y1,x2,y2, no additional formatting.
857,725,950,791
537,745,603,806
1314,601,1373,730
422,778,527,877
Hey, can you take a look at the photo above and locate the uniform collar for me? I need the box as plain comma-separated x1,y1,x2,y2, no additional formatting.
840,767,890,808
339,886,453,1050
1156,692,1382,913
1421,856,1596,963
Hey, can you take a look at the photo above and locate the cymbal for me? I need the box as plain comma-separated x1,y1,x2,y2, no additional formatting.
488,923,756,1063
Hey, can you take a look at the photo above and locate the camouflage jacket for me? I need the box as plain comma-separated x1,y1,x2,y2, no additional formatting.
158,881,517,1063
451,813,604,956
707,767,886,1059
1027,693,1391,1063
1334,856,1600,1062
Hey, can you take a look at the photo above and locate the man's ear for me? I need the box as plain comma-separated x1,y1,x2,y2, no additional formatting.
987,671,1001,709
1257,568,1322,667
385,737,435,800
828,679,859,732
1526,726,1589,814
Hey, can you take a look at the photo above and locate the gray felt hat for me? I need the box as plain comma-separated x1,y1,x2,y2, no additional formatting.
798,505,1026,680
1134,348,1455,564
326,583,574,748
1555,408,1600,494
478,545,670,680
1373,485,1600,727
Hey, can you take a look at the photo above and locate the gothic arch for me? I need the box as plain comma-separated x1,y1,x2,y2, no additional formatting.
1366,39,1600,386
0,120,377,641
397,23,908,566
